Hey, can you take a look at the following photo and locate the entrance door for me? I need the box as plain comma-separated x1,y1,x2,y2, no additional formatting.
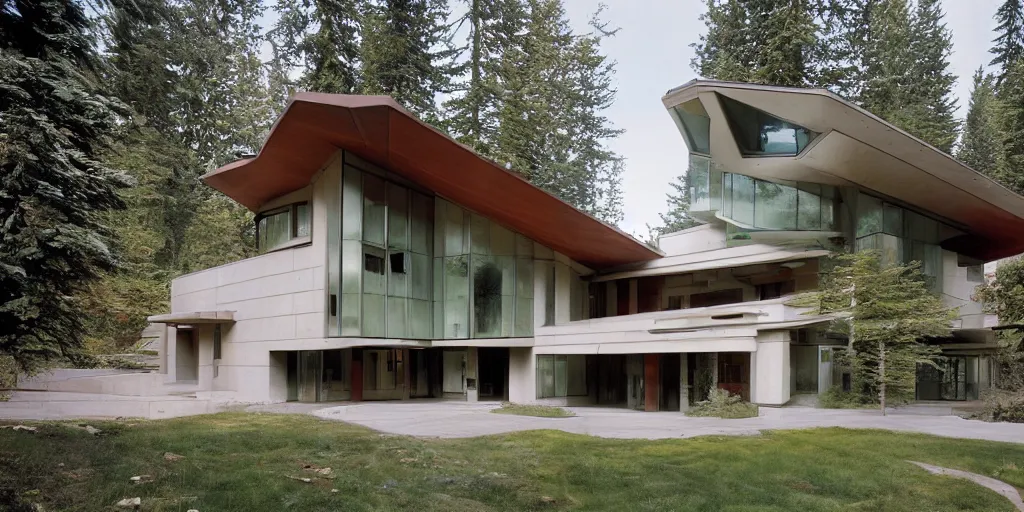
297,350,322,402
174,329,198,382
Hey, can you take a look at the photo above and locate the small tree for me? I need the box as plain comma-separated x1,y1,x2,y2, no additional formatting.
794,252,955,413
974,257,1024,391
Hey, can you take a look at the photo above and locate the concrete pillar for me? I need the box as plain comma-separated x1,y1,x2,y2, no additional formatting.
157,324,169,375
680,355,690,412
508,347,536,403
644,354,660,411
710,352,719,390
466,347,479,402
165,325,178,383
753,341,791,405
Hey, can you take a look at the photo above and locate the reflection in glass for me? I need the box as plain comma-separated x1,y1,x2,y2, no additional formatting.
410,192,432,254
490,223,515,256
445,202,466,256
753,180,797,230
688,155,711,211
537,355,555,398
856,194,882,238
473,257,503,337
342,165,362,241
731,174,755,225
387,184,408,250
672,102,712,155
719,95,817,155
363,173,386,247
444,255,469,338
797,185,821,231
883,203,903,236
296,203,310,237
387,296,407,338
362,293,386,337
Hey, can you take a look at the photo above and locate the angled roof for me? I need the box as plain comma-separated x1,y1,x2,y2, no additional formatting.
202,93,660,269
663,80,1024,262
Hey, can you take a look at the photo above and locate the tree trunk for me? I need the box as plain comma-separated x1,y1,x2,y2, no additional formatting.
469,0,481,140
878,340,886,416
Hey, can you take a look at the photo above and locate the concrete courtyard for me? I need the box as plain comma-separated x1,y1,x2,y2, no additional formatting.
246,401,1024,443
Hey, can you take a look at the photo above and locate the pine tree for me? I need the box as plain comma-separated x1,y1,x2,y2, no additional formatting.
0,0,130,372
859,0,914,125
691,0,752,82
958,68,1004,177
443,0,525,153
655,175,703,237
360,0,459,122
270,0,364,94
990,0,1024,80
996,59,1024,196
903,0,958,153
797,252,954,412
748,0,819,87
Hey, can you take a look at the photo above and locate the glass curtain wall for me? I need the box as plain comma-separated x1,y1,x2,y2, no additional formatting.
434,198,535,339
713,172,836,230
855,192,943,291
339,163,433,338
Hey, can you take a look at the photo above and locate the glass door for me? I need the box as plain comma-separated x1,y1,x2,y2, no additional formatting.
297,350,323,402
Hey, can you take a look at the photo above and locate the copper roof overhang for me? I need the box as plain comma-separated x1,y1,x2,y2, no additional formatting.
662,80,1024,262
202,93,661,269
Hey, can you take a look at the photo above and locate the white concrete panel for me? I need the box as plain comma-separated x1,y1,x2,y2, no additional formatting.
171,269,218,297
295,312,324,339
658,224,728,255
226,295,295,321
312,264,326,290
292,245,320,271
216,268,315,304
216,249,295,287
230,316,297,343
291,290,323,315
171,288,218,313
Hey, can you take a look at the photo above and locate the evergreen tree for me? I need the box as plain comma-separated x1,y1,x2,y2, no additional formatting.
360,0,459,122
654,174,703,238
958,68,1004,177
990,0,1024,80
796,252,954,412
443,0,525,153
904,0,958,152
748,0,819,87
859,0,914,126
692,0,752,82
996,58,1024,196
270,0,364,94
0,0,130,372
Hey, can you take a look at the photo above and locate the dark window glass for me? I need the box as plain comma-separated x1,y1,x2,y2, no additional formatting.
719,95,817,156
389,252,406,274
364,253,385,275
213,324,221,360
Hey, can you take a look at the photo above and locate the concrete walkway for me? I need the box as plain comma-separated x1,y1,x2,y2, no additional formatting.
301,402,1024,443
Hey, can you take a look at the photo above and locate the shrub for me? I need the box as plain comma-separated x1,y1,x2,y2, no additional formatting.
979,390,1024,423
0,355,16,401
819,386,875,409
686,389,759,419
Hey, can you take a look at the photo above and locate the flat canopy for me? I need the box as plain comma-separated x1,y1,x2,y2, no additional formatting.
663,80,1024,262
203,93,660,269
147,311,235,325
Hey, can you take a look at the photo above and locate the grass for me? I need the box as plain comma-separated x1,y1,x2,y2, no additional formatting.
1,413,1023,511
491,403,575,418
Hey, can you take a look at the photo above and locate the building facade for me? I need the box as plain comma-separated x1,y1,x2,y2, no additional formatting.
149,82,1024,410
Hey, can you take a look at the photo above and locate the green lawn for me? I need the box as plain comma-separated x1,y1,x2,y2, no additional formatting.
491,403,575,417
1,413,1023,511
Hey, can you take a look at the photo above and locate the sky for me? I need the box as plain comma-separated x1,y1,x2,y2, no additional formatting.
553,0,1004,237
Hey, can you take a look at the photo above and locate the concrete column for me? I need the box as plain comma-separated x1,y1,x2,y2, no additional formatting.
680,355,690,412
157,324,168,375
710,352,719,391
508,347,536,403
644,354,660,412
753,341,791,405
466,347,479,402
165,325,178,383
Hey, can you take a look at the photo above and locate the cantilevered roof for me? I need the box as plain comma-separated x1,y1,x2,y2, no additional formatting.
203,93,660,269
663,80,1024,262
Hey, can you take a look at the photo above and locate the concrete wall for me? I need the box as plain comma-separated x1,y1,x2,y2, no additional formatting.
658,224,728,256
940,249,987,329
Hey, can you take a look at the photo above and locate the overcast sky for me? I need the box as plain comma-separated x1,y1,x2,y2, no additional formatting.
554,0,1003,237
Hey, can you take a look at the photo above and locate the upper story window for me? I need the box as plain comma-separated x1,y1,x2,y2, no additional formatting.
257,202,310,253
719,95,817,156
670,99,711,156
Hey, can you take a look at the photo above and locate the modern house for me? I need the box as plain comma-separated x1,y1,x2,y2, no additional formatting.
147,80,1024,411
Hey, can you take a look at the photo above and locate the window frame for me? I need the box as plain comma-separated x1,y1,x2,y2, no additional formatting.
256,201,311,253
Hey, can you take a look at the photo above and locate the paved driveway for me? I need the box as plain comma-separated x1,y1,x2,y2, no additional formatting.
305,402,1024,443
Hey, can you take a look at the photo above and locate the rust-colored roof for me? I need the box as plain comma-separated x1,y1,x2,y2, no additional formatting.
202,93,661,269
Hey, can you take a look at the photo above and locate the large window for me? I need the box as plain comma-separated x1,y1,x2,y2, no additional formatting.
670,99,711,155
718,173,835,231
257,202,310,253
536,354,587,398
719,95,817,156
